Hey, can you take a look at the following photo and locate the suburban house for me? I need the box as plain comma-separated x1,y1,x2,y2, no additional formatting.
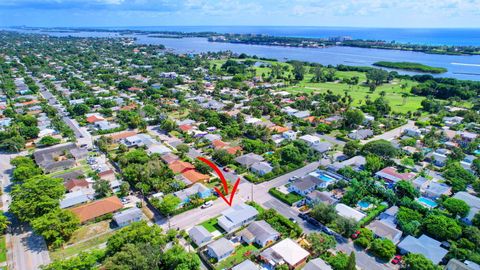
328,156,366,172
445,259,480,270
34,143,88,173
423,182,452,199
64,178,90,193
250,161,273,176
348,129,373,140
147,143,172,155
69,196,123,223
398,235,448,265
303,258,333,270
218,203,258,233
288,175,324,196
299,134,320,146
239,220,280,247
173,183,212,206
379,206,399,225
367,220,403,244
375,167,416,184
259,238,310,269
453,192,480,225
179,170,210,185
305,190,338,206
161,153,180,164
113,207,143,227
206,237,234,262
188,225,212,247
335,203,366,222
60,190,94,209
168,160,195,174
232,260,260,270
282,130,297,140
235,153,265,168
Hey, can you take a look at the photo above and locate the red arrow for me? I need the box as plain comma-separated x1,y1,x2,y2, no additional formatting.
197,157,240,206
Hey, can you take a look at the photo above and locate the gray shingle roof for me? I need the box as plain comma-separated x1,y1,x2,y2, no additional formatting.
207,238,234,258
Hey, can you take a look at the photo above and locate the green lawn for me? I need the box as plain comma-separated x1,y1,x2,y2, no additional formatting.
49,230,115,261
215,244,258,270
0,235,6,263
200,217,222,233
269,188,304,206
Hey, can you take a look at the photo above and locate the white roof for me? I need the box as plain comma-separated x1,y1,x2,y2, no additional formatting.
335,203,366,222
270,238,309,267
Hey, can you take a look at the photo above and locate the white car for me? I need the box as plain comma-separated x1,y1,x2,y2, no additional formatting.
201,201,213,209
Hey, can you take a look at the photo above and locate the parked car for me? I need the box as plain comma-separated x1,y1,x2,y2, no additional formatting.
289,217,297,224
391,255,402,265
223,167,230,172
201,201,213,209
322,227,335,236
351,230,361,239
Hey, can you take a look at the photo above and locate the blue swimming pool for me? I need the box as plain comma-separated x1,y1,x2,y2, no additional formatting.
417,197,438,208
318,173,335,182
474,149,480,156
358,201,371,209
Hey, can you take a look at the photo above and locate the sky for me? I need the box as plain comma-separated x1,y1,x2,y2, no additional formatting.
0,0,480,28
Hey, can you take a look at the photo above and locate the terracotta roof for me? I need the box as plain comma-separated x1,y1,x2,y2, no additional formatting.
212,140,228,149
108,131,137,141
127,87,144,92
120,103,137,111
169,160,195,174
64,178,89,191
86,115,104,123
226,146,242,155
270,126,289,133
181,170,210,183
21,100,39,106
304,116,317,123
98,169,115,177
179,124,192,132
69,196,123,223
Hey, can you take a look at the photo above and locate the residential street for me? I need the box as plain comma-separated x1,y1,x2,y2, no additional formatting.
361,120,415,144
1,152,51,270
158,159,391,270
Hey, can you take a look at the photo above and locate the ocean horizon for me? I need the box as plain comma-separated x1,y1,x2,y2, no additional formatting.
46,25,480,46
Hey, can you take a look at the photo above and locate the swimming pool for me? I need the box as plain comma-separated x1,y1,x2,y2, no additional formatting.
358,201,371,209
417,197,438,208
318,173,336,182
474,149,480,156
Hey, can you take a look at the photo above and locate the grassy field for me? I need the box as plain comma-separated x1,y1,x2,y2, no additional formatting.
50,230,115,261
285,71,424,114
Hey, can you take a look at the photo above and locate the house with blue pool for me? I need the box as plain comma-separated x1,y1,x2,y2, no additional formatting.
173,183,211,206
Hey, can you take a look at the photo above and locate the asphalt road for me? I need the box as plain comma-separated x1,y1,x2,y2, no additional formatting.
361,120,415,144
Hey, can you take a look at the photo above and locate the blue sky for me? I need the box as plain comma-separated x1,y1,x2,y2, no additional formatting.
0,0,480,28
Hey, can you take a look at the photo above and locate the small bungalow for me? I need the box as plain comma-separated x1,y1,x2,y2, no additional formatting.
113,207,143,227
398,235,448,265
453,192,480,225
206,238,234,262
259,238,310,269
218,203,258,233
189,225,212,247
335,203,366,222
239,220,280,247
367,220,403,244
250,162,273,176
69,196,123,223
305,190,338,206
303,258,333,270
375,167,416,184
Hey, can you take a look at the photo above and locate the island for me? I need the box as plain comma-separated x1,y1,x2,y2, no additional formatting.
373,61,448,74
